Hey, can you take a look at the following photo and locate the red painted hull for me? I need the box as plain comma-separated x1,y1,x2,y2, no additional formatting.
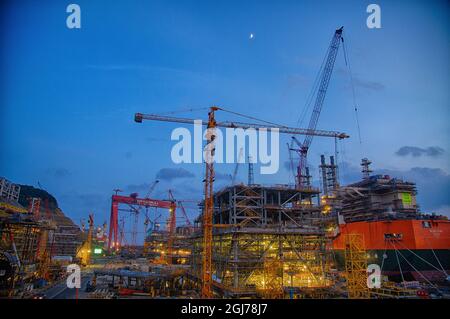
333,219,450,250
331,218,450,279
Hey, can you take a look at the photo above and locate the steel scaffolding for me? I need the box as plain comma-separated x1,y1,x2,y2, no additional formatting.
344,233,370,298
190,185,334,298
212,184,324,228
190,230,333,297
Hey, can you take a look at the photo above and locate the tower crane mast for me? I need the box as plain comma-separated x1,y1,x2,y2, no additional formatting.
295,27,344,188
201,107,217,298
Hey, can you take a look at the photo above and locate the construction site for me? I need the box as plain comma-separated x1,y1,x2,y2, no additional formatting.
1,25,449,300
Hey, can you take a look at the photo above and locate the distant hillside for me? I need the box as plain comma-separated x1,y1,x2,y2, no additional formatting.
18,185,58,209
18,184,79,228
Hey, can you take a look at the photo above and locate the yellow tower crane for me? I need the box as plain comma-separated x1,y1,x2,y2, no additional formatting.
135,106,348,298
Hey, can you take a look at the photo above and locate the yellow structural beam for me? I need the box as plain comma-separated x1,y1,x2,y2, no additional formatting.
344,233,370,299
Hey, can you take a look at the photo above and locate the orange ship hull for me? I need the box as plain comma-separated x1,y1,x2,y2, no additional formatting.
332,218,450,282
333,219,450,250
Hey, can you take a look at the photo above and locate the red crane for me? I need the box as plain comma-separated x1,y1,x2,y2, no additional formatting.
294,27,344,188
108,194,176,257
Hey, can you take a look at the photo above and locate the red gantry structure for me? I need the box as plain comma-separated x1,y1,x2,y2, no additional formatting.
108,194,176,255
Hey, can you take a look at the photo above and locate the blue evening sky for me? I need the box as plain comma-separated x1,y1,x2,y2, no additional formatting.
1,0,449,241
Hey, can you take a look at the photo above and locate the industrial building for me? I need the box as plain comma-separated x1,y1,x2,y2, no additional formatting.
338,159,419,222
0,177,82,297
186,184,335,298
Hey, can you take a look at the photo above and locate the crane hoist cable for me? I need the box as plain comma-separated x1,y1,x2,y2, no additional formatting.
231,147,244,185
342,33,363,145
219,107,291,128
292,27,344,188
287,142,296,184
297,40,331,129
154,105,297,130
158,106,210,115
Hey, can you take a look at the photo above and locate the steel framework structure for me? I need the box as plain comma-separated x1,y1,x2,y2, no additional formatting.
212,184,324,228
344,233,370,298
0,219,40,265
190,185,334,298
190,230,333,298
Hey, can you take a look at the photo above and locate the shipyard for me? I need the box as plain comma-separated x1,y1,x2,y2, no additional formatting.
2,151,449,300
1,0,449,306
